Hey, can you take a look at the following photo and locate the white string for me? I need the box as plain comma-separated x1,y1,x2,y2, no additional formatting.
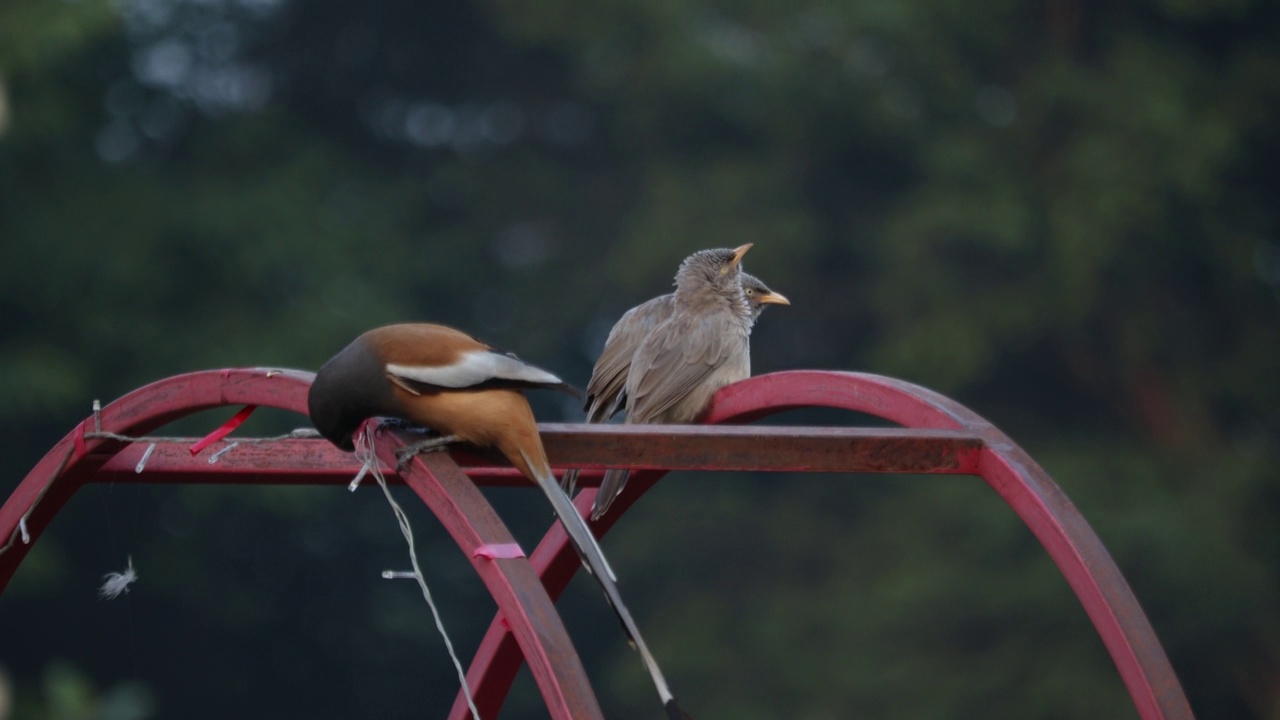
353,425,481,720
81,429,320,467
85,428,321,445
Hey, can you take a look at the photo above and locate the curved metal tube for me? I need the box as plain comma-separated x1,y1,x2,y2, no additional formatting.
0,368,600,720
0,368,1192,720
452,370,1193,720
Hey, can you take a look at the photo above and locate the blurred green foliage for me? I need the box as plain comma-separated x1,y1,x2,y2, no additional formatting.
1,0,1277,718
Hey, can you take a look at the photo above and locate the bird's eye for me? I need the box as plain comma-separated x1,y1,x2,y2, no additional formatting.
745,288,755,296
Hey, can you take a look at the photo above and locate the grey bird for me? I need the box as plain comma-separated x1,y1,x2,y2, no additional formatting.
562,271,789,496
741,272,792,323
589,243,770,520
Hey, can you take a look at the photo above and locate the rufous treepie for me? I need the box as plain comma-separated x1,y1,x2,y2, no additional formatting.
308,322,688,719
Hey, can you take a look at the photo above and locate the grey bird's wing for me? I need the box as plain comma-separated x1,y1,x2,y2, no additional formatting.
584,294,676,422
626,308,750,425
562,295,676,495
591,308,749,519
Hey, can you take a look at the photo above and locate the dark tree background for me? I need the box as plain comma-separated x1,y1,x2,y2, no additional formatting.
1,0,1277,718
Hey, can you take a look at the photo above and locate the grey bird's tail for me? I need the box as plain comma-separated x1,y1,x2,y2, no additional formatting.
591,467,631,521
558,393,617,497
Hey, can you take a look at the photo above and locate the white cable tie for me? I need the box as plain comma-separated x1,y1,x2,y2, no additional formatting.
135,443,157,474
18,515,30,544
92,399,102,432
208,441,239,464
350,426,377,491
348,463,370,492
381,570,416,579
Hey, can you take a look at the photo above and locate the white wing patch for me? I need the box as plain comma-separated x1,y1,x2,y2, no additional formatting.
387,350,564,389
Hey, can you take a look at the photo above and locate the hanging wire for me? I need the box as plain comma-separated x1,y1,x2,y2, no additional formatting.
353,425,481,720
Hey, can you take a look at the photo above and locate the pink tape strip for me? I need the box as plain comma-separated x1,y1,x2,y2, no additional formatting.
473,543,526,560
189,405,257,456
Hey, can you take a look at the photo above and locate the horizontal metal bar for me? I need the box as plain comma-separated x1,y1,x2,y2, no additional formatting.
539,423,983,474
89,424,984,485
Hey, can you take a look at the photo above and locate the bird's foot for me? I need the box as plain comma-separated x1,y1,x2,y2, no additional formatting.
378,417,431,434
396,434,463,471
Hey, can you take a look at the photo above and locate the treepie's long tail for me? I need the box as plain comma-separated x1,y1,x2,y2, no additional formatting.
520,449,690,720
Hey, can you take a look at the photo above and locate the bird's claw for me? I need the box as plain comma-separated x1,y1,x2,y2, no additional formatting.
395,434,462,471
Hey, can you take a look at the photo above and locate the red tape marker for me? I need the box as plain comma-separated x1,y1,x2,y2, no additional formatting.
472,543,526,560
189,405,257,456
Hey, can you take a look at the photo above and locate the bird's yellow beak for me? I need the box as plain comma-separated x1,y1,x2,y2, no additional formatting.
757,290,790,306
730,243,753,267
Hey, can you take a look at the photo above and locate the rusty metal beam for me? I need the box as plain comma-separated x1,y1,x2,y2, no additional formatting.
89,425,984,485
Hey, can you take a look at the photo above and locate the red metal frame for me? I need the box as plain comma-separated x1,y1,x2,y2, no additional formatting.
0,368,1194,720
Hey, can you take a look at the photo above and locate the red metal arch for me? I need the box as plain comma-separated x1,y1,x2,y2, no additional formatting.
452,370,1194,720
0,369,1194,720
0,367,604,720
